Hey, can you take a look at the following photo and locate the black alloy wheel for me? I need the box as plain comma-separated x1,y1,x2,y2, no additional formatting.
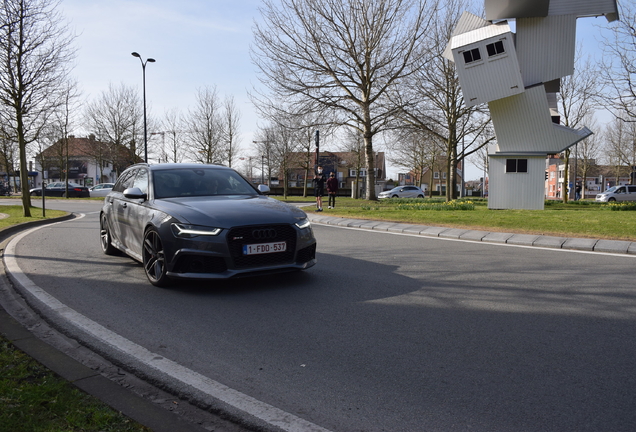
100,214,117,255
608,197,616,202
143,228,171,287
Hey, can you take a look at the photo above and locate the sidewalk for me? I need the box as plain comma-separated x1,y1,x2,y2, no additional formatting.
306,212,636,255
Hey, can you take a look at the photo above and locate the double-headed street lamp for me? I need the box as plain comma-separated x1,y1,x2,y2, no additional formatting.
131,52,155,163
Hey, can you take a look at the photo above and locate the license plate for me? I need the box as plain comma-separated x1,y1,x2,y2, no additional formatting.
243,241,287,255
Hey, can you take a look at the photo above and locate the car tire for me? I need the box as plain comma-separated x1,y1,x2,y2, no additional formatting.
143,228,171,287
392,194,398,198
417,194,424,198
100,214,117,255
608,197,616,202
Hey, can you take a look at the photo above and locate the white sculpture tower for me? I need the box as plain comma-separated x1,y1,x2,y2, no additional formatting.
445,0,619,209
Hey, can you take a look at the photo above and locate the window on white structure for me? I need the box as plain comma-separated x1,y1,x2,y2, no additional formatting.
486,40,505,57
462,48,481,64
434,172,439,179
349,169,356,177
506,159,528,173
442,172,447,179
359,168,367,177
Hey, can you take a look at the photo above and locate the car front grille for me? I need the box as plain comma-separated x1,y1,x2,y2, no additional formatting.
227,224,297,268
296,243,316,264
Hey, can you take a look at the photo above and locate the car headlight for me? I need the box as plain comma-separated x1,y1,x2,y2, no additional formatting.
171,223,222,238
295,218,311,230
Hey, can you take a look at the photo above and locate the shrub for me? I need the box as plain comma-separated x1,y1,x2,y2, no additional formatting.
396,200,475,211
603,202,636,211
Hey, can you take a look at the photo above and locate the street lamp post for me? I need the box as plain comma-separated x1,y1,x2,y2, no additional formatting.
261,154,265,185
131,52,155,163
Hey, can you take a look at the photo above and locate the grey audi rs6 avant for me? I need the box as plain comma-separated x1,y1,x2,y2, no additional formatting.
100,163,316,286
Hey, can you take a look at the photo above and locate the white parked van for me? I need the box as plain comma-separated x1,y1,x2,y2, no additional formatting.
595,185,636,202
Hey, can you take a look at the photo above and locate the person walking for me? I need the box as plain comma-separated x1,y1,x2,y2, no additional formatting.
314,165,326,211
326,172,338,209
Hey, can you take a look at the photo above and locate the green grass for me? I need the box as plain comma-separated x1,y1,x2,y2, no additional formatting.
0,204,150,432
0,205,68,229
0,338,150,432
273,196,636,241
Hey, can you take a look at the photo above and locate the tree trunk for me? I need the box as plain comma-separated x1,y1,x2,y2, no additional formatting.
562,149,570,203
363,107,376,201
17,115,32,217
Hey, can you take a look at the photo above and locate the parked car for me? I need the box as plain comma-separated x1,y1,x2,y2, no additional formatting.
596,185,636,202
29,182,90,198
99,163,317,287
378,185,425,199
89,183,115,197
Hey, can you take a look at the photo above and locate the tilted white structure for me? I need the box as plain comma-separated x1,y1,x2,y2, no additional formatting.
444,0,619,209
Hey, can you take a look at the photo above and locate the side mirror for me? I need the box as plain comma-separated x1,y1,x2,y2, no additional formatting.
258,184,270,194
123,187,147,200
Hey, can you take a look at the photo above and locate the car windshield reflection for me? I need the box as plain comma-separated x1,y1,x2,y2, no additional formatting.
153,168,257,199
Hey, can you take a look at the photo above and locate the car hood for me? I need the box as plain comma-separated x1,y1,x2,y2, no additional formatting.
151,195,308,228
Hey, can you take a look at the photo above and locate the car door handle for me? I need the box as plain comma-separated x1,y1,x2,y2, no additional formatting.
122,203,127,208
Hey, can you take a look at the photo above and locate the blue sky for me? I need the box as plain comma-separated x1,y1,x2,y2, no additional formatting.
60,0,618,181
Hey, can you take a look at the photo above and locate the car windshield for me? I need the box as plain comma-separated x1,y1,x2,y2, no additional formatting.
605,186,618,193
153,168,257,199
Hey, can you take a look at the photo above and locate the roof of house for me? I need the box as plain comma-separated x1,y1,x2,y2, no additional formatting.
39,135,142,164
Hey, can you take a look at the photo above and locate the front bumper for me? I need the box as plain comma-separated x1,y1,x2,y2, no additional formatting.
164,223,316,280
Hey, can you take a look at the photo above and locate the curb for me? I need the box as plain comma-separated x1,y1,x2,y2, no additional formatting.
306,213,636,255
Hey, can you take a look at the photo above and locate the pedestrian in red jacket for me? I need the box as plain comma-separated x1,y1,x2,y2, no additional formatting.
326,172,339,209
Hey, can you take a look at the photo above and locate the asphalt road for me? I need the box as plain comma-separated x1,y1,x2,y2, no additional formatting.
6,199,636,432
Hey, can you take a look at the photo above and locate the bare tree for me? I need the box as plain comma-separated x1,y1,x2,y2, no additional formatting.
252,0,438,200
253,127,278,186
604,117,636,183
51,79,80,196
0,120,19,190
262,121,301,198
575,115,602,198
186,86,224,164
158,108,187,163
388,128,445,196
468,142,490,196
599,1,636,123
558,50,599,202
221,95,241,168
393,0,493,201
340,126,366,198
84,83,145,173
0,0,76,216
251,89,334,196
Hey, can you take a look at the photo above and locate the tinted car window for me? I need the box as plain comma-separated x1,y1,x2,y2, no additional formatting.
628,186,636,193
113,169,137,193
133,169,149,195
